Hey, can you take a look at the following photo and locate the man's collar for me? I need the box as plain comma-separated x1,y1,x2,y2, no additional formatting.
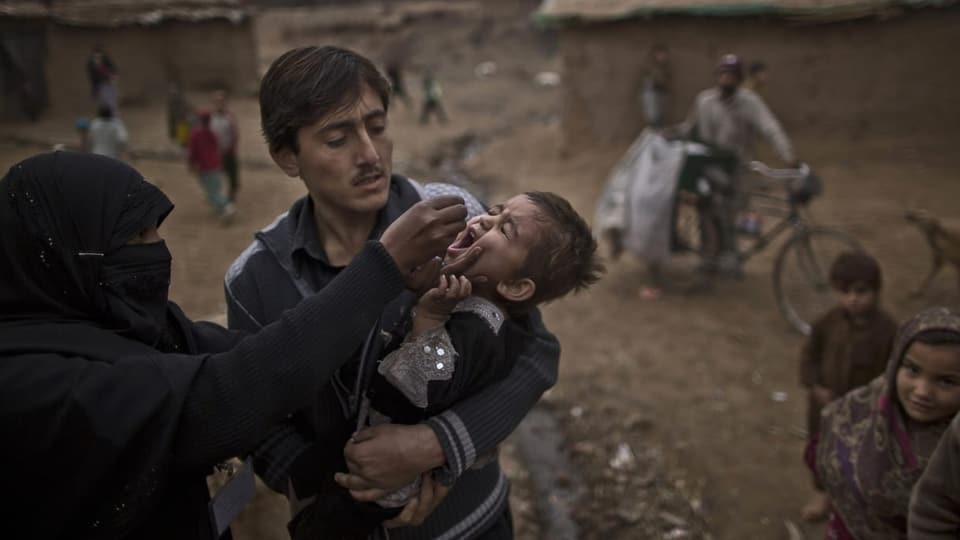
290,176,406,268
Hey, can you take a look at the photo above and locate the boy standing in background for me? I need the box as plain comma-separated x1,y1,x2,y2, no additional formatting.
799,251,898,521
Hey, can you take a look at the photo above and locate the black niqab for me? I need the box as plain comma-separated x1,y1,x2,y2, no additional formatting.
0,151,174,345
0,152,210,539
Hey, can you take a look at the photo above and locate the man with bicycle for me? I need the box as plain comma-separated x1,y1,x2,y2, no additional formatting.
674,54,799,273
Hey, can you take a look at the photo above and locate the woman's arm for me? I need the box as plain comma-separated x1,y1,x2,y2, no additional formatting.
172,241,404,469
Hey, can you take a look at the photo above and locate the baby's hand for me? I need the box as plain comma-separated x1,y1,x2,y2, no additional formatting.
417,274,471,322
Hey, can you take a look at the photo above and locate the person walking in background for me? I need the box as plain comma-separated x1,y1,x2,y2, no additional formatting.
420,71,448,125
88,104,128,160
743,61,769,98
167,84,191,148
86,45,118,115
210,89,240,202
385,57,412,109
187,111,235,223
798,251,898,522
640,43,672,128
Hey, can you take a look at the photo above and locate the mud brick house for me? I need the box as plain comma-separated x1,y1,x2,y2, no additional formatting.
534,0,960,146
0,0,258,120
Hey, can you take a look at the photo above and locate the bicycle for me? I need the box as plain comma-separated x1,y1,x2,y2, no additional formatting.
673,158,861,335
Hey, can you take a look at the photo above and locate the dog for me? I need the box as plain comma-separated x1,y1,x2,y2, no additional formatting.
904,209,960,296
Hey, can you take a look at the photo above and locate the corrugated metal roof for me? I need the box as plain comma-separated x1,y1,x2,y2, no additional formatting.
535,0,957,23
0,0,249,26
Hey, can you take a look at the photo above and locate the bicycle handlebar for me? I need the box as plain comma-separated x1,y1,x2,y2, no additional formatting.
749,161,810,180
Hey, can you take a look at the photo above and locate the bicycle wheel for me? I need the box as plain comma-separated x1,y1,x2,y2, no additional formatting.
773,227,861,335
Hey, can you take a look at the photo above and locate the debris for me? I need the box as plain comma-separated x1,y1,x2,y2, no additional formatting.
474,61,497,78
784,519,804,540
534,71,561,87
770,391,789,402
659,511,689,528
609,443,635,470
570,405,584,419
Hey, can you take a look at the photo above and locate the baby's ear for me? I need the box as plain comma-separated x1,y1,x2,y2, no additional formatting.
496,278,535,303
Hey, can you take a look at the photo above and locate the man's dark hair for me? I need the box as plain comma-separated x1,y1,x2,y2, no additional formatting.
749,61,767,76
97,105,113,119
830,251,883,292
259,46,391,153
519,191,603,307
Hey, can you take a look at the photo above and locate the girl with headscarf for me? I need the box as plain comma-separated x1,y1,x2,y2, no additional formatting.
0,152,467,539
813,306,960,539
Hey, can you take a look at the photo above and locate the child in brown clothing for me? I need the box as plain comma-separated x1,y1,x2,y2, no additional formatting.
799,251,898,521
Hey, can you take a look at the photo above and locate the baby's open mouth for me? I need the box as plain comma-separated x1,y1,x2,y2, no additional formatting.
446,226,478,260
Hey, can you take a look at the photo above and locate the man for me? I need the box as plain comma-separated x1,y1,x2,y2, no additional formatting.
210,89,240,202
86,45,117,115
225,46,559,539
677,54,797,271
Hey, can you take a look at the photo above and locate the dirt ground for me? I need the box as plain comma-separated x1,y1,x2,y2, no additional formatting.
3,1,959,539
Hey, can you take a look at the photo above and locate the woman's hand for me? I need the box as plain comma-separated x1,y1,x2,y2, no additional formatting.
380,196,467,283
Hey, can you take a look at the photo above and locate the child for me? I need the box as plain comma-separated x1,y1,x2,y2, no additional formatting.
814,307,960,539
187,110,235,223
290,191,603,539
799,250,898,521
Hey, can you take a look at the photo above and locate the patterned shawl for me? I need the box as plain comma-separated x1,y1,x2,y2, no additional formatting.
816,306,960,539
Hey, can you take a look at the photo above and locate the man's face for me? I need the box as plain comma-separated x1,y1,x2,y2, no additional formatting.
445,195,543,288
897,341,960,424
275,84,393,216
717,71,740,96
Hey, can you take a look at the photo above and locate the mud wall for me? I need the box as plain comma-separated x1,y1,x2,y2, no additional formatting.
45,19,258,116
559,8,960,146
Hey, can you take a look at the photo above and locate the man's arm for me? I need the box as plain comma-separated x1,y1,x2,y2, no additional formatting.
909,414,960,539
339,309,558,495
425,308,558,483
748,95,796,164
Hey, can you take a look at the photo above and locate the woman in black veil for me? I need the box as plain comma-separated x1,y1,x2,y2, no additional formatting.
0,152,467,539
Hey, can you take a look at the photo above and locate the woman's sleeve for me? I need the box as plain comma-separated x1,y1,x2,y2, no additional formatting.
171,241,404,469
909,415,960,540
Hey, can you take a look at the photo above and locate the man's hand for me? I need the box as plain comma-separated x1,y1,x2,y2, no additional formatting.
335,423,445,499
381,196,467,282
383,474,450,529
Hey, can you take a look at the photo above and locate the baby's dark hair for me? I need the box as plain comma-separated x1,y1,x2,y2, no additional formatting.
914,329,960,346
518,191,603,307
830,251,882,292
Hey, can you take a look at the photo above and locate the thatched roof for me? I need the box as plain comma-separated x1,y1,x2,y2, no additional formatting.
535,0,958,24
0,0,249,27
